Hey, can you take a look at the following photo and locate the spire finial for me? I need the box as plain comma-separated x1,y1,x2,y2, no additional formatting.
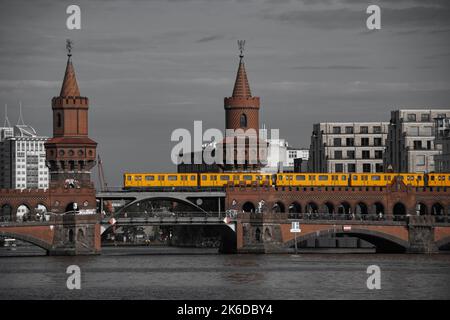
66,39,73,57
238,40,245,60
17,101,25,125
4,104,11,127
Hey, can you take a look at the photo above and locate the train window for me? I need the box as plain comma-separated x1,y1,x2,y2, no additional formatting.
417,176,422,181
243,175,252,180
363,175,368,181
309,175,316,181
342,175,347,180
353,176,358,180
234,175,240,180
371,176,381,181
220,175,230,181
296,175,306,181
319,175,328,181
202,175,207,181
127,176,131,181
158,175,165,181
256,175,262,180
211,175,217,181
191,175,196,180
135,176,142,181
145,175,155,181
278,175,283,181
431,176,435,181
168,175,177,181
265,175,270,180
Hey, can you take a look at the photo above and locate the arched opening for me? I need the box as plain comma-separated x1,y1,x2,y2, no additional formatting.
77,228,84,241
355,202,368,216
0,204,13,222
255,228,261,242
65,202,78,213
16,204,31,222
374,202,385,215
416,202,428,215
272,201,285,213
35,204,48,221
338,202,351,214
69,229,74,243
305,202,318,213
240,113,247,128
242,202,255,213
431,203,444,216
393,202,406,221
288,202,302,213
324,202,334,214
264,227,272,241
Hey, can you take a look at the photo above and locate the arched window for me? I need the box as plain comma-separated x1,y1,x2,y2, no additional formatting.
57,113,62,127
240,113,247,128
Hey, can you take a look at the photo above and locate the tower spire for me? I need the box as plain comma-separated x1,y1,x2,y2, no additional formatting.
17,101,25,125
60,39,80,97
232,40,252,98
3,104,11,127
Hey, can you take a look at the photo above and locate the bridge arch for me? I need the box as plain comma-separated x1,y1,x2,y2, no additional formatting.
273,201,286,213
393,202,406,216
284,227,408,253
373,202,384,215
417,202,428,215
338,202,351,214
16,204,31,221
431,203,444,215
117,196,207,217
305,202,318,213
0,231,51,253
242,201,256,213
355,202,368,215
0,204,13,222
323,202,334,214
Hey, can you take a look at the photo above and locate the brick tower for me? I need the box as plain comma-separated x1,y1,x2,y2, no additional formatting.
221,41,264,171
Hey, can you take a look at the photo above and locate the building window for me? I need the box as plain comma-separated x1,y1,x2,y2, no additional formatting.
413,140,423,150
407,114,416,122
335,163,343,173
416,155,425,166
374,138,382,146
346,138,354,146
361,138,369,146
427,141,432,150
348,164,356,173
375,164,383,172
360,126,369,134
345,126,353,134
375,150,383,159
347,150,355,159
334,151,343,159
333,126,341,134
373,126,382,134
57,113,62,127
421,114,430,122
362,150,370,159
363,163,371,173
333,138,342,146
240,114,247,128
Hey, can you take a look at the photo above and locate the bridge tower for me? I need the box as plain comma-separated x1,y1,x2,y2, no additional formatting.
44,40,100,255
222,41,265,171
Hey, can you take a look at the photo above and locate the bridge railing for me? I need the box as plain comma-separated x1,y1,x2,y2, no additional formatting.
106,211,230,220
286,213,450,223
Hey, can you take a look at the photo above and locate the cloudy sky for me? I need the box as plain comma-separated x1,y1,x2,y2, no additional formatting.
1,0,449,186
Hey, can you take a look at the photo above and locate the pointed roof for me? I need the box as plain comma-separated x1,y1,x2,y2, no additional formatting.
232,57,252,98
60,55,80,97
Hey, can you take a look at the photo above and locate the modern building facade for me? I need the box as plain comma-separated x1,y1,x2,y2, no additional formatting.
434,115,450,173
384,109,450,173
308,122,388,173
0,112,49,190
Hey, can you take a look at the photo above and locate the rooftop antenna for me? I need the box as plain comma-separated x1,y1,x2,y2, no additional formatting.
237,40,245,60
17,101,25,125
66,38,73,57
4,104,11,127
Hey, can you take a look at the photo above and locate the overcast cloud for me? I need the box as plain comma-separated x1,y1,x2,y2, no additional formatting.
0,0,449,186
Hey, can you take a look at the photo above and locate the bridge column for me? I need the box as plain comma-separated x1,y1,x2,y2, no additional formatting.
407,216,438,253
49,213,101,255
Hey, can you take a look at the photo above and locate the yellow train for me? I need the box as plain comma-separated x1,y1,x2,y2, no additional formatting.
123,172,450,189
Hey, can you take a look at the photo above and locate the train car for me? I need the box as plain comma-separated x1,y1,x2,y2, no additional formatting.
276,173,349,187
396,173,425,187
199,173,272,187
349,174,394,187
124,173,198,189
427,173,450,187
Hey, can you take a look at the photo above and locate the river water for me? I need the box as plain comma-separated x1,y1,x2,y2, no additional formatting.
0,246,449,300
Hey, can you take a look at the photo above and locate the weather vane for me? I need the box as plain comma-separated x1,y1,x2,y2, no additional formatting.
238,40,245,59
66,39,73,57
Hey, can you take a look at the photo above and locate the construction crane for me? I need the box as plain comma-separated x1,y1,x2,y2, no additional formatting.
97,154,109,192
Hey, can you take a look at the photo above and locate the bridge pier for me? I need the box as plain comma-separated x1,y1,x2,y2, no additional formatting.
49,213,101,256
407,216,439,253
